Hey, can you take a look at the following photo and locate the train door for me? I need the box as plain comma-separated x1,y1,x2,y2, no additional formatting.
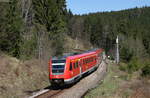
73,60,79,77
70,61,77,77
82,59,86,72
69,61,73,77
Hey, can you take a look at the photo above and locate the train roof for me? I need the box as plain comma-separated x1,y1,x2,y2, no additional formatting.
52,48,100,60
69,51,96,60
52,52,80,60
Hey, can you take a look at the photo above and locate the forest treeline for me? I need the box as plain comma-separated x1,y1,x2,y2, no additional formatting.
0,0,72,60
68,6,150,75
0,0,150,67
68,7,150,62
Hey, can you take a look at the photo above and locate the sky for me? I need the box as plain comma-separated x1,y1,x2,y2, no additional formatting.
66,0,150,15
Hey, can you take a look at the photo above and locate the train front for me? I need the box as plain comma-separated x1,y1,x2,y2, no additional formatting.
49,58,66,85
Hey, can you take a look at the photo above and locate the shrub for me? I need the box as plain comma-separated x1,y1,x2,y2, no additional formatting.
119,58,142,73
127,58,141,73
120,46,133,62
119,62,128,72
141,64,150,77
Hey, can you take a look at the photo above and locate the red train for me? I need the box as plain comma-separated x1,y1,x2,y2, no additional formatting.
49,48,104,86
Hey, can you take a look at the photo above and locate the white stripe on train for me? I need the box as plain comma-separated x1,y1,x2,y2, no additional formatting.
52,63,65,65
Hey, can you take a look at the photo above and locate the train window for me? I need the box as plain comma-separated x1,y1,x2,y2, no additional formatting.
79,60,81,66
83,60,84,64
83,60,84,65
85,59,86,64
52,60,66,63
76,62,78,68
70,62,72,71
74,62,76,69
74,62,76,68
73,62,76,69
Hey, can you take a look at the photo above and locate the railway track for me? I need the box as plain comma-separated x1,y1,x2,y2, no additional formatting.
29,86,65,98
35,89,63,98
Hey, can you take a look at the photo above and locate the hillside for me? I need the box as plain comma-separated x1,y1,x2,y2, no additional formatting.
0,1,150,62
0,54,48,98
68,7,150,60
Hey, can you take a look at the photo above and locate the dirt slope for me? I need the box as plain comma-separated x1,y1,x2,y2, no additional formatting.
0,54,49,98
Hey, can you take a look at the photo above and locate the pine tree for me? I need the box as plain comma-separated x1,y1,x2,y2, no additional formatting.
0,0,23,57
32,0,67,56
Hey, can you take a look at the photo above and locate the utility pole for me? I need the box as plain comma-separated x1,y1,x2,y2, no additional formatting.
116,35,119,64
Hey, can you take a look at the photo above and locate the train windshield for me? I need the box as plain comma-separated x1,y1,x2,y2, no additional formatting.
52,59,66,75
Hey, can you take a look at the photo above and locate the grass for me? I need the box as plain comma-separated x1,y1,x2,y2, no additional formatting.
84,61,121,98
84,60,150,98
